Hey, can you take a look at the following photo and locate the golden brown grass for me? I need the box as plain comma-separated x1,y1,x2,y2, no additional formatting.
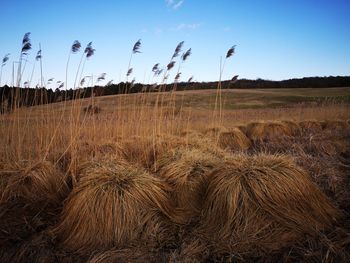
53,160,175,253
197,154,340,256
245,121,293,141
0,88,349,261
217,128,251,151
156,148,223,224
0,161,69,204
299,119,323,131
321,119,350,130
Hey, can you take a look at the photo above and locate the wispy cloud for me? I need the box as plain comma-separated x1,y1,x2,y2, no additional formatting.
171,23,201,31
154,28,163,35
173,0,184,10
166,0,185,10
223,26,231,32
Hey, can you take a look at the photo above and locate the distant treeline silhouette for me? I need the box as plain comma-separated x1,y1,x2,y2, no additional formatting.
1,76,349,113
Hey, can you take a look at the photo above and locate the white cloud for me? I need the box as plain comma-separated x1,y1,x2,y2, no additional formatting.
223,26,231,32
171,23,201,31
166,0,184,10
154,28,163,35
173,0,184,10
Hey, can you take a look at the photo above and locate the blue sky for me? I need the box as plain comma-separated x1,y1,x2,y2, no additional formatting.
0,0,349,88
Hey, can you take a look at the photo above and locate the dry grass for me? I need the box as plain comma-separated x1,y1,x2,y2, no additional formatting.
53,160,176,253
217,128,251,151
0,161,69,203
299,119,323,131
0,88,349,261
156,148,223,224
197,154,340,256
245,121,294,141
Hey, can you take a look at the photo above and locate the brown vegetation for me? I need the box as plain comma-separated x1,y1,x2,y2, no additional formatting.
53,160,175,253
0,88,349,261
197,154,340,257
156,148,222,224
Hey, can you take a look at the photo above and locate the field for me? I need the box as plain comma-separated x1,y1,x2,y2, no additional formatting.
1,87,350,262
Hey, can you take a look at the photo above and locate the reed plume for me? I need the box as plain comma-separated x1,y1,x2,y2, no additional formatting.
172,41,184,59
127,68,133,77
167,61,176,71
80,77,86,87
181,48,191,61
152,63,160,73
66,40,81,90
213,44,237,124
132,39,142,53
106,80,113,86
226,45,236,58
0,53,10,87
97,73,107,82
36,45,43,88
17,32,32,87
174,72,181,82
75,42,95,89
126,39,142,85
231,75,239,83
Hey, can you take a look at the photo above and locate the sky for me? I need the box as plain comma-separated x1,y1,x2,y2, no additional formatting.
0,0,349,89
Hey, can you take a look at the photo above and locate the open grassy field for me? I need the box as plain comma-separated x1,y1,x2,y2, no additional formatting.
0,87,350,262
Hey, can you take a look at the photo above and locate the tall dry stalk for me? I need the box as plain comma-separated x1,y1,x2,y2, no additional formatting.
74,42,95,90
125,39,141,93
213,45,236,126
16,33,32,88
66,40,81,91
43,41,82,161
0,53,10,88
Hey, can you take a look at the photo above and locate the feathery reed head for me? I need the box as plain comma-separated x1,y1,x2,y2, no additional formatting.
172,41,184,59
80,77,86,87
58,82,64,89
84,42,95,58
106,80,113,86
132,39,141,53
182,48,191,61
35,49,42,61
188,76,193,82
126,68,133,76
152,63,160,73
2,53,10,65
21,32,32,54
48,78,54,82
156,68,163,76
226,45,236,58
231,75,239,83
175,72,181,82
97,73,107,82
167,61,176,71
71,40,81,53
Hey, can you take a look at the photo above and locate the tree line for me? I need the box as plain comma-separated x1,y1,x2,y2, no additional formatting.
1,76,349,113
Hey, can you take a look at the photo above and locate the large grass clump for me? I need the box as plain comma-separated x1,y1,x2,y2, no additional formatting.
0,161,70,245
156,148,223,224
53,160,176,253
245,121,295,141
217,128,251,151
197,153,340,257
